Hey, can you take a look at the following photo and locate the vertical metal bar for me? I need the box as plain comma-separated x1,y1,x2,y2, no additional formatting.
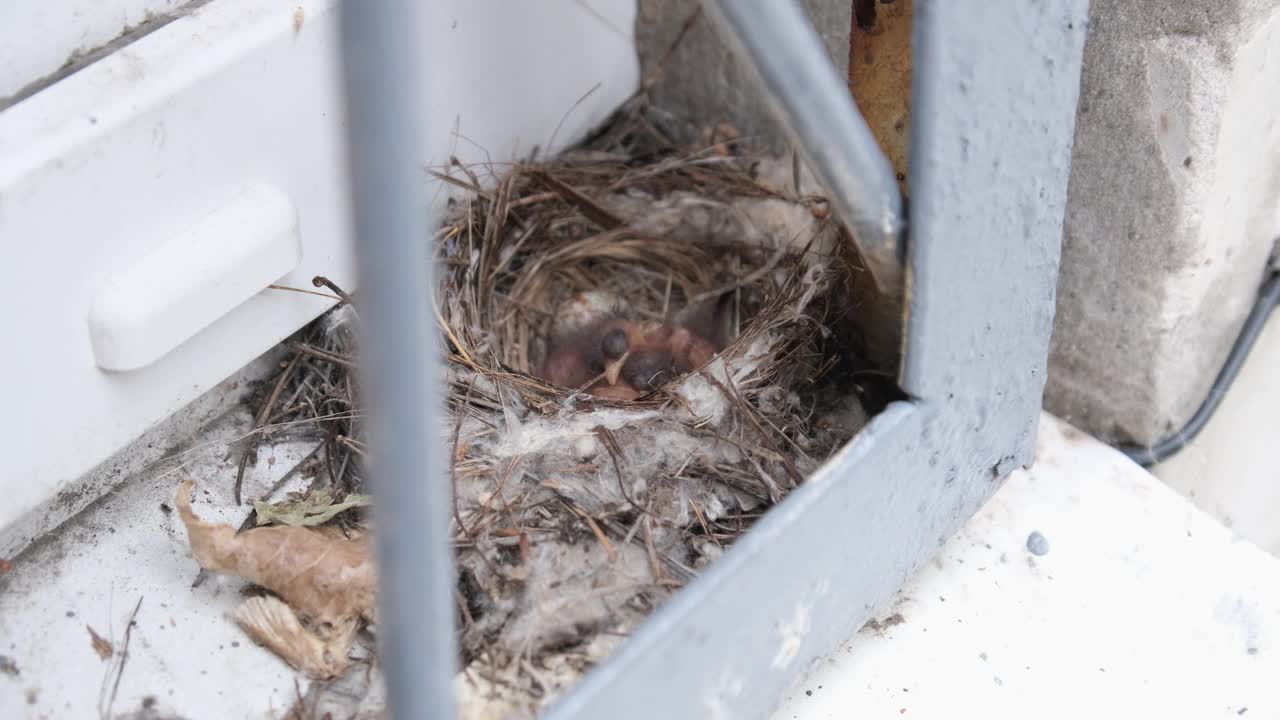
706,0,905,296
338,3,455,719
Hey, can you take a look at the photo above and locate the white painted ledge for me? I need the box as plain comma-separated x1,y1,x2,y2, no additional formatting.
772,414,1280,720
3,411,1273,718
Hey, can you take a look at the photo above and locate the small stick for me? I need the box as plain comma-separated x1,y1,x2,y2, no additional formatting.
661,271,673,320
335,434,368,456
518,657,551,698
689,499,721,549
335,448,352,492
454,588,475,628
427,168,486,196
267,284,343,301
543,81,603,160
104,596,143,719
567,500,618,562
322,423,341,492
449,381,502,583
687,244,789,305
481,457,522,518
700,370,804,486
602,516,694,583
235,354,301,504
451,154,488,191
507,190,560,208
290,342,357,370
594,426,654,518
532,169,623,230
311,275,354,305
449,383,474,539
642,517,666,584
642,5,703,91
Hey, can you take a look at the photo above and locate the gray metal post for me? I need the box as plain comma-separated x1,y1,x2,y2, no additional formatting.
338,3,455,719
706,0,905,296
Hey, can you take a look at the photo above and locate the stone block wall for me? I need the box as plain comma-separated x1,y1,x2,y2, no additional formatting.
1047,0,1280,444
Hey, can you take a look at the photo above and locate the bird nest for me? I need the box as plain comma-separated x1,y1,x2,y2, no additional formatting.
432,121,887,714
177,107,898,719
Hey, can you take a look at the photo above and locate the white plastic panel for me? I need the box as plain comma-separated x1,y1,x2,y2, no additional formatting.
89,183,301,371
0,0,193,103
0,0,638,540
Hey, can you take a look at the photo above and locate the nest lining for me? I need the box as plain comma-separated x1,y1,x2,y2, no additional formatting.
206,107,897,719
432,127,879,714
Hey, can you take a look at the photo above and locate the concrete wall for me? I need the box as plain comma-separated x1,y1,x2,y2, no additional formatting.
1046,0,1280,444
634,0,851,151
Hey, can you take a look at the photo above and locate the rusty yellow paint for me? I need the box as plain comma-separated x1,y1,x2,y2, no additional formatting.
848,0,912,194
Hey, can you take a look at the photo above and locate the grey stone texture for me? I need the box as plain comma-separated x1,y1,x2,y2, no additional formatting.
634,0,851,151
1047,0,1280,444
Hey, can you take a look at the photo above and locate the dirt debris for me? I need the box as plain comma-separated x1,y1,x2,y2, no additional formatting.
864,612,906,633
87,625,113,660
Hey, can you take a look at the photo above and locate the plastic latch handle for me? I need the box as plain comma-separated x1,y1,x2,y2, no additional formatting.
88,183,301,371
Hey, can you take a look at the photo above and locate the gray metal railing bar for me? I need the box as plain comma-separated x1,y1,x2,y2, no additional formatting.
338,2,456,719
706,0,906,297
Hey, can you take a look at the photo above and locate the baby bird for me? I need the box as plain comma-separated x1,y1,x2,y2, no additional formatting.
595,319,718,393
539,344,594,389
538,295,727,399
537,319,640,394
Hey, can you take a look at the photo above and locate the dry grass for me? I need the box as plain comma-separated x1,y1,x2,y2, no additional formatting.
232,100,900,716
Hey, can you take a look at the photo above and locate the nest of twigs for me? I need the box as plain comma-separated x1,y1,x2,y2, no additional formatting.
429,110,892,714
227,105,899,718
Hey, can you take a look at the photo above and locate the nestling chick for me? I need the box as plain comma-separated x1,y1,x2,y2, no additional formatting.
540,346,594,389
538,291,729,399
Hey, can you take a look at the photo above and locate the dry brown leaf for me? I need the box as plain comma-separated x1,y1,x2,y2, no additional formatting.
86,625,113,660
176,480,376,678
234,596,354,679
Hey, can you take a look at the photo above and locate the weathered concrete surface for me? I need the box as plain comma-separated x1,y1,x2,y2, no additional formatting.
635,0,851,151
1047,0,1280,444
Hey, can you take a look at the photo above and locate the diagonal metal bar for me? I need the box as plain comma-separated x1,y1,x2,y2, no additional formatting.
706,0,905,297
337,2,455,719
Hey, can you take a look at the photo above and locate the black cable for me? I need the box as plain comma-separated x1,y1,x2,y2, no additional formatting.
1116,270,1280,466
